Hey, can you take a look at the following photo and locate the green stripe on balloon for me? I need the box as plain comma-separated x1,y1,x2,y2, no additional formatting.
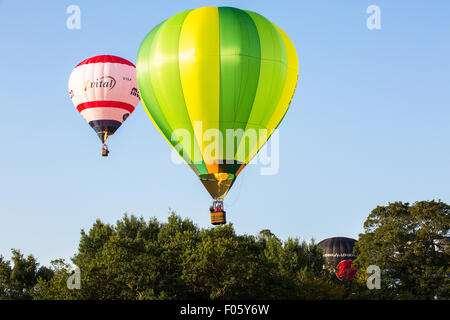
218,7,261,163
137,22,174,146
137,11,208,175
234,10,288,163
150,10,207,175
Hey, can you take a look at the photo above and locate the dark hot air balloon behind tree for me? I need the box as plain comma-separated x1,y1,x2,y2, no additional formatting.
136,6,299,225
318,237,358,280
318,237,357,266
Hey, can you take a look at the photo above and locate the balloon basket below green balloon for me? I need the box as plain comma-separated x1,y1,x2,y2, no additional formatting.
210,211,226,225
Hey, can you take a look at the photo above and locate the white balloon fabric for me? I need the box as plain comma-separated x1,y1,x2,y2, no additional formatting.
68,55,140,143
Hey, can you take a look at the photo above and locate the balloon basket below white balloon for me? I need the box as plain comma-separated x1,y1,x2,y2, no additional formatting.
101,144,109,157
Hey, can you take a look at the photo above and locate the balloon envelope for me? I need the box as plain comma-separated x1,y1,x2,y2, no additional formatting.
68,55,140,143
335,260,357,281
136,6,299,200
318,237,357,267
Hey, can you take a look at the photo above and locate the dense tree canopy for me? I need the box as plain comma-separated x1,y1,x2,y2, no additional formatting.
0,249,52,300
353,200,449,299
30,213,344,300
1,200,448,300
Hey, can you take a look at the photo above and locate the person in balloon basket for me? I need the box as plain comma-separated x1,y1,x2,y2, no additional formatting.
210,202,225,213
216,202,224,213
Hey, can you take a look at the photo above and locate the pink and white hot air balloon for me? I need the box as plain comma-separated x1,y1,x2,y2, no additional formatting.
68,55,140,156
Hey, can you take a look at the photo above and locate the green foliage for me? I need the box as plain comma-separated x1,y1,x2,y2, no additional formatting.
0,256,12,300
2,199,447,300
33,259,81,300
353,200,449,300
27,212,338,300
0,249,53,300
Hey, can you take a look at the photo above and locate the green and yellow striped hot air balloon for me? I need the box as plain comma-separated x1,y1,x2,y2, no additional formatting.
137,6,298,224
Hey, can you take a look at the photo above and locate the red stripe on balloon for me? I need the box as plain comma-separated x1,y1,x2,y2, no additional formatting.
75,55,135,68
76,101,135,113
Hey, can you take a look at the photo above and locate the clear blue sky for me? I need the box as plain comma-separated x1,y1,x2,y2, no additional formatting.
0,0,449,266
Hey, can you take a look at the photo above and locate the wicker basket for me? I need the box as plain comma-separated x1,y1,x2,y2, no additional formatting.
210,211,226,225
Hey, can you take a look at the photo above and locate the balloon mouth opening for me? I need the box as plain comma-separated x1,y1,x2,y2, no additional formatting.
199,173,234,182
199,173,235,200
94,126,117,143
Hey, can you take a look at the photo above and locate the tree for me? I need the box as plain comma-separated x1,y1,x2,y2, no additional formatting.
34,213,202,300
0,255,12,299
31,212,340,300
353,200,449,299
181,225,272,299
33,259,80,300
0,249,53,300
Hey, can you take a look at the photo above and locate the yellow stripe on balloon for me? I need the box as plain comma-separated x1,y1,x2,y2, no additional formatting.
265,24,299,131
244,24,299,164
178,7,220,174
